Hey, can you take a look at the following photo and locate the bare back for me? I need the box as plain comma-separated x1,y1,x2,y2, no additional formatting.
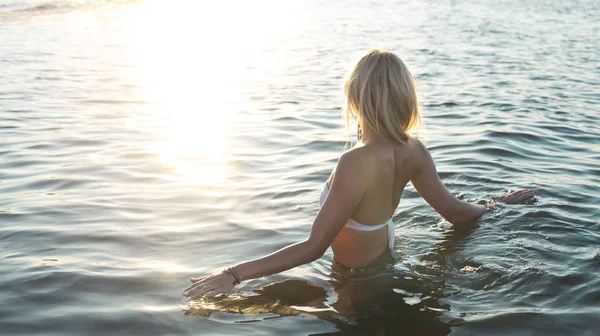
327,138,423,268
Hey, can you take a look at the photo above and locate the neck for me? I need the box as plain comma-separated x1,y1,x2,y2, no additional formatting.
360,124,392,145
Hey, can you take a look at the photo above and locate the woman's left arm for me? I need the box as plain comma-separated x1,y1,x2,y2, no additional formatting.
183,151,368,298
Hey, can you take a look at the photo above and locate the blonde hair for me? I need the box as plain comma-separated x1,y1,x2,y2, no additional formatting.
343,49,421,143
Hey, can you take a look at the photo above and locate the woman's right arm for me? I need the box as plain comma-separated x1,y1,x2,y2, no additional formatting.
410,140,486,226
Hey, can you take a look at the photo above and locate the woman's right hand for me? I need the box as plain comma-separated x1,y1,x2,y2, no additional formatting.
183,270,237,298
493,189,535,204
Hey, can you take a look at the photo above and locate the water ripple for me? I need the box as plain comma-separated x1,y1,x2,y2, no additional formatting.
1,0,599,335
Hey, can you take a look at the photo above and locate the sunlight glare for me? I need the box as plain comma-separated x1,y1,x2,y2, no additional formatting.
142,261,185,273
129,0,302,185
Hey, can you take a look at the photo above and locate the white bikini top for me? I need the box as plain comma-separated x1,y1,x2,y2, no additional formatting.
320,184,395,249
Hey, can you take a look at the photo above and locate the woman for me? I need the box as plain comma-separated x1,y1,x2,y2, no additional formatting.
183,49,534,298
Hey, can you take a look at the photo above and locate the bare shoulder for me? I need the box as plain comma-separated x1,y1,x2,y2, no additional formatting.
406,137,428,152
337,145,371,172
332,145,375,180
326,147,368,186
405,137,429,158
403,137,431,178
324,146,372,194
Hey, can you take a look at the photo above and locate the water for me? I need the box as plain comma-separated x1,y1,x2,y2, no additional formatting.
1,0,599,334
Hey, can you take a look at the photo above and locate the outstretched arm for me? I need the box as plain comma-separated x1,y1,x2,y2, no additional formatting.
410,140,534,226
410,140,486,225
183,151,368,298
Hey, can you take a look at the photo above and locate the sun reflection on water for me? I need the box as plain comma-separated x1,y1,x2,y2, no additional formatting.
142,261,185,273
126,0,303,185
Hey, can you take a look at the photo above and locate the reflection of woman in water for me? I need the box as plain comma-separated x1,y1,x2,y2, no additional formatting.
183,49,534,298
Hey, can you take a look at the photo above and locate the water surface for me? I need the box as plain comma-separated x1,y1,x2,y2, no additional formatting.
1,0,599,335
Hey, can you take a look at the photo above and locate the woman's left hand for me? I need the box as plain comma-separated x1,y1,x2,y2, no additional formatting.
183,271,237,298
493,189,535,204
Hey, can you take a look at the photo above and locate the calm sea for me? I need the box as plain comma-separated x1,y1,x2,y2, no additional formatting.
1,0,599,335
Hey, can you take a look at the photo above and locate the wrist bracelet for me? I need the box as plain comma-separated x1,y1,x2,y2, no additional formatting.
227,267,241,285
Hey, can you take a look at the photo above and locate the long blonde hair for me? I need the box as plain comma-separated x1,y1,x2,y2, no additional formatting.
343,49,421,143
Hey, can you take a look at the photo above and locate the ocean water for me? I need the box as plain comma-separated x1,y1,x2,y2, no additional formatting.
1,0,599,335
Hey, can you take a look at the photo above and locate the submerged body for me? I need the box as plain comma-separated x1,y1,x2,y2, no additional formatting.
182,49,534,298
